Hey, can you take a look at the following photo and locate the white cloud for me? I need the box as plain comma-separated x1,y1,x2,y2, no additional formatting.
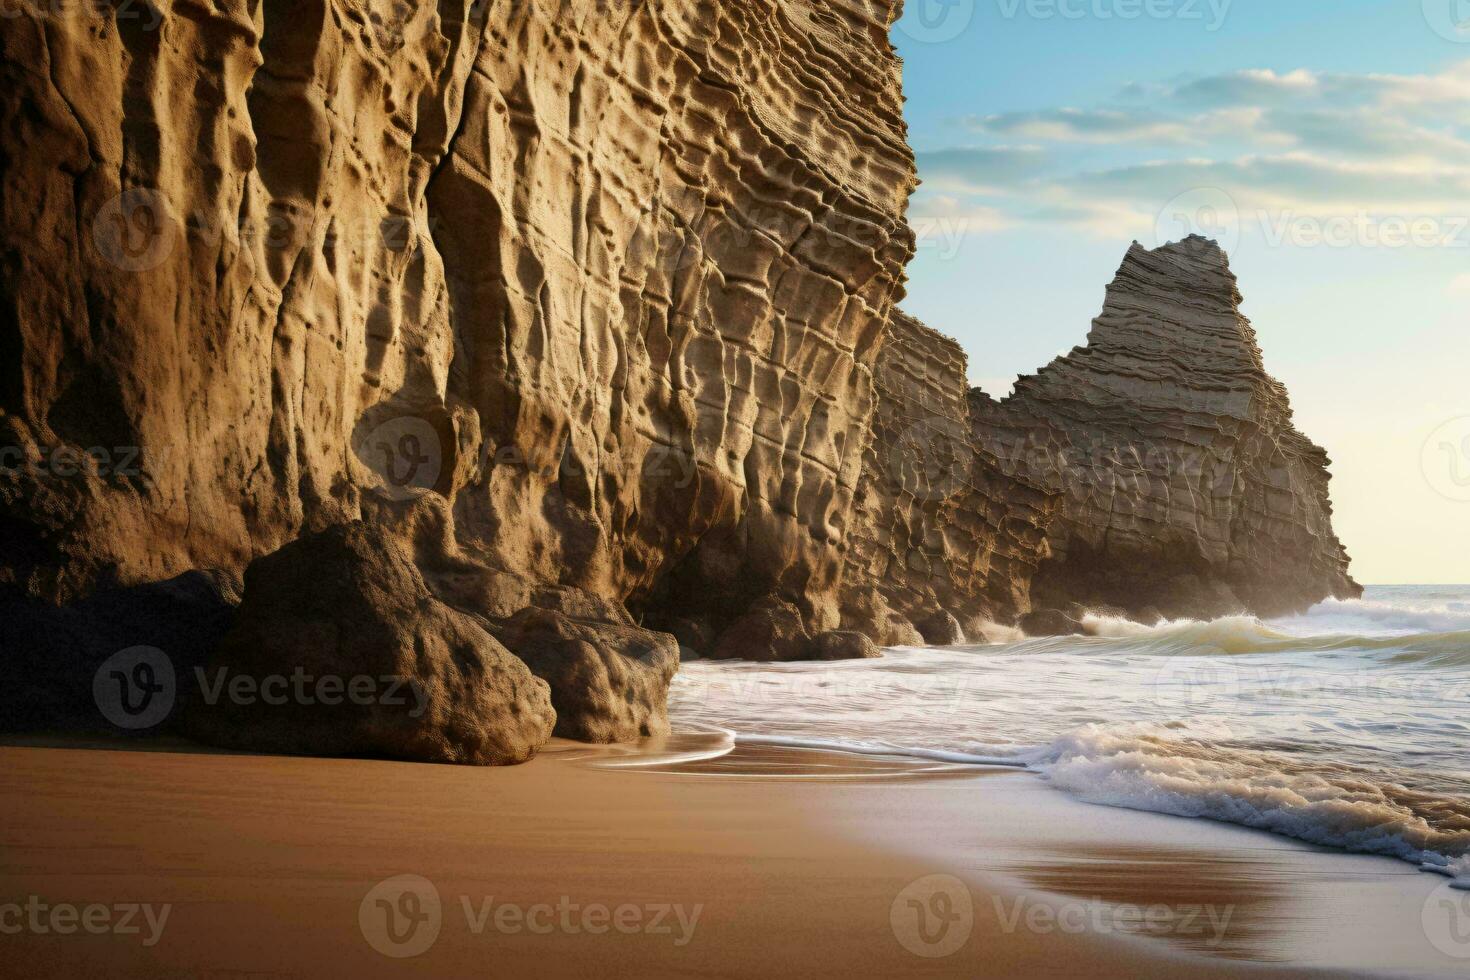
912,60,1470,245
965,107,1196,144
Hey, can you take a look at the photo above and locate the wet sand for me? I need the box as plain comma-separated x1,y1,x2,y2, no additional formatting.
0,738,1458,977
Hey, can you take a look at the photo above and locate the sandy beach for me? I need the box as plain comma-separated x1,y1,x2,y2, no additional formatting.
2,738,1458,978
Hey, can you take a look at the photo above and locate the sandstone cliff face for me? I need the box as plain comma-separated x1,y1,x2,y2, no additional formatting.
974,236,1361,620
843,311,1053,642
0,3,1363,758
0,0,915,644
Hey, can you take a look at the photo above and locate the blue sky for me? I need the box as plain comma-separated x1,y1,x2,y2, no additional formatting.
892,0,1470,584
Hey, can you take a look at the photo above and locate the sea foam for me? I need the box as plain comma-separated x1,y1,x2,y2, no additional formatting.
669,587,1470,885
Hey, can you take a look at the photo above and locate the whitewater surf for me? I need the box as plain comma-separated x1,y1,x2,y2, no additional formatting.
669,586,1470,889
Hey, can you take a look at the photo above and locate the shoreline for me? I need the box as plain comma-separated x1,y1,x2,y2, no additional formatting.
3,737,1460,977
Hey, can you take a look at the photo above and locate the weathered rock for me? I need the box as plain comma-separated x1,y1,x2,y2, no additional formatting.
1018,609,1087,637
651,614,718,658
710,596,814,663
811,630,882,661
844,312,1057,630
975,238,1360,620
0,1,916,651
839,587,926,648
707,599,883,661
916,611,966,646
186,523,555,765
0,0,1362,718
492,606,679,744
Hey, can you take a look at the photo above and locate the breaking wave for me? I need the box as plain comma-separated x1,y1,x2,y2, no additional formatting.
669,587,1470,889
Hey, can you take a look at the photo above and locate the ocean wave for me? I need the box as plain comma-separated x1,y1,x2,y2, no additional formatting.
726,724,1470,888
1066,612,1470,666
1031,723,1470,886
1283,595,1470,636
670,587,1470,891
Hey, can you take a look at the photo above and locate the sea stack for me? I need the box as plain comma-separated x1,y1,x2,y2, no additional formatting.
974,236,1361,620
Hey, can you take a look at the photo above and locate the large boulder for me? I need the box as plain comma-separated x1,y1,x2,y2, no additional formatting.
185,523,554,765
709,596,813,662
974,237,1360,620
811,630,881,661
707,597,883,662
915,611,966,646
839,588,926,648
492,605,679,743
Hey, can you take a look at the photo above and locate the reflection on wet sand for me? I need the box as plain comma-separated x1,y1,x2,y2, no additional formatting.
1008,843,1309,962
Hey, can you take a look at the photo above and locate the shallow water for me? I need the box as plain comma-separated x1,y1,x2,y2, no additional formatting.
668,586,1470,885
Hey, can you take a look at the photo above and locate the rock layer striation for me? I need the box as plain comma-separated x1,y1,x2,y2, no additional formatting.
974,237,1361,620
843,311,1054,642
0,0,914,633
0,4,1361,757
0,0,922,751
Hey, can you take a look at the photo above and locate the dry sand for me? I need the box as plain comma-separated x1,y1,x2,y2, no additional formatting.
0,737,1456,977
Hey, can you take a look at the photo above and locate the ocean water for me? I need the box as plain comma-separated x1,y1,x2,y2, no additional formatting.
668,585,1470,887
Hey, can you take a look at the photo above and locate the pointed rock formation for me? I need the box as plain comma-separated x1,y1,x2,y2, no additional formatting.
974,236,1360,620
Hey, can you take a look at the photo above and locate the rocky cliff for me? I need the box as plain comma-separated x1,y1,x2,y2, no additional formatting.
1,0,926,749
0,6,911,615
842,311,1053,644
974,236,1361,620
0,4,1360,759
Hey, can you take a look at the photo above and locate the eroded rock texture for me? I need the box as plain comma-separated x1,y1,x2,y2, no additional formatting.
843,311,1055,641
0,2,913,676
186,522,556,765
974,237,1361,620
0,0,1361,754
